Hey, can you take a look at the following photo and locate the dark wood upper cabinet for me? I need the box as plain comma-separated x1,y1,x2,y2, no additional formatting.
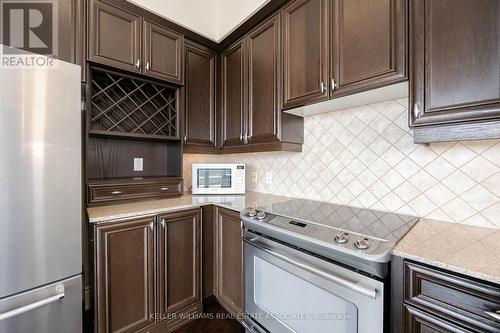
221,38,246,147
410,0,500,142
88,1,184,85
144,21,184,84
216,208,244,317
157,209,201,316
282,0,329,109
89,1,142,73
218,16,304,153
95,216,156,333
58,0,86,80
247,14,281,144
183,41,217,152
331,0,407,97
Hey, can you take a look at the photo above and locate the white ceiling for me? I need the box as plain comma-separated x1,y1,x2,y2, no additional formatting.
128,0,270,42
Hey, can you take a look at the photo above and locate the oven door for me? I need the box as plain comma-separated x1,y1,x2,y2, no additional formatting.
244,234,385,333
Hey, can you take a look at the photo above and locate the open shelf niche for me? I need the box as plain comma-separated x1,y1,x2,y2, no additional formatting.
85,66,183,206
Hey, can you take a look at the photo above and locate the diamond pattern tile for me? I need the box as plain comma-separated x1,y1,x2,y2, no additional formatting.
184,98,500,229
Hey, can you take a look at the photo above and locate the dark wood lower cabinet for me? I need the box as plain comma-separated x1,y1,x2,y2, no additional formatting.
215,207,245,318
392,257,500,333
94,209,202,333
158,209,201,315
95,216,156,333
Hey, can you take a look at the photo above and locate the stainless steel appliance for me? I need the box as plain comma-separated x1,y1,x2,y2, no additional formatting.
241,199,419,333
0,47,82,332
192,163,245,194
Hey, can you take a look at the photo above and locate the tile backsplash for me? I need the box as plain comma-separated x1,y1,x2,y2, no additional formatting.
184,98,500,229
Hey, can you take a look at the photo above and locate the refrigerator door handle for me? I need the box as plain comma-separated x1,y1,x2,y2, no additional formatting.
0,285,65,321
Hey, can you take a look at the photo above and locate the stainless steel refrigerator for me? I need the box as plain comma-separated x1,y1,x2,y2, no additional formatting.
0,46,82,332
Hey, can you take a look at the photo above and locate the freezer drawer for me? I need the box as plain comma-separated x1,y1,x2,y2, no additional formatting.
0,275,82,333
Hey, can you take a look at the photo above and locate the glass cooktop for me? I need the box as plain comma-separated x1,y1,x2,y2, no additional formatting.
258,199,419,243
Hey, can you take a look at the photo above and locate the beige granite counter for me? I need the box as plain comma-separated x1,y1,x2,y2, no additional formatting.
87,191,291,223
88,194,500,285
394,218,500,285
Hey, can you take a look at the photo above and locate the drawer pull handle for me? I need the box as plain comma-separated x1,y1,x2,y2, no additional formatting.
485,310,500,321
160,187,169,191
111,191,122,195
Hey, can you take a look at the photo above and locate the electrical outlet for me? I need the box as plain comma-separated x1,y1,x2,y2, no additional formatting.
251,172,258,183
133,158,143,171
265,172,272,184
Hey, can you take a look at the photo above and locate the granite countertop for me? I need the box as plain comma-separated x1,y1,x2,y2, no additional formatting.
393,218,500,285
88,193,500,285
87,191,291,223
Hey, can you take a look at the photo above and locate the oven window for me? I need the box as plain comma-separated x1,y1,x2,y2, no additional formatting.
253,257,358,333
197,168,232,188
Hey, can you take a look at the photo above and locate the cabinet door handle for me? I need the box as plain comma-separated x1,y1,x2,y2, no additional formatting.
135,59,140,69
320,81,325,93
240,133,243,141
149,222,154,231
146,62,150,71
183,133,187,142
111,191,122,195
485,310,500,321
331,78,336,93
160,218,166,228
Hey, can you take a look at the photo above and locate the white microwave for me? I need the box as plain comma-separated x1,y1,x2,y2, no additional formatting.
192,163,245,195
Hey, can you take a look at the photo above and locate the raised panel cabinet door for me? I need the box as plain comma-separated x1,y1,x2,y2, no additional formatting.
410,0,500,127
89,1,141,73
95,216,156,333
216,208,244,316
282,0,329,109
144,21,184,84
404,305,472,333
331,0,406,97
221,39,246,147
157,209,201,316
247,14,281,144
184,41,217,149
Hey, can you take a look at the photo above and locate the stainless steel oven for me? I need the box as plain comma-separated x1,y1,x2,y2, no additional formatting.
240,200,418,333
243,230,384,333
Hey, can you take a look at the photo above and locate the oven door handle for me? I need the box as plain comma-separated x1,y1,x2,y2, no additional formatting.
244,237,378,299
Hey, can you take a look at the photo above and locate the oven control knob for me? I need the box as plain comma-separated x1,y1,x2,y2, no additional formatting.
247,208,257,217
334,230,349,244
354,237,370,250
256,211,266,220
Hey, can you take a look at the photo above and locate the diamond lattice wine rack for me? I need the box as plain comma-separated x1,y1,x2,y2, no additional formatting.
88,67,179,141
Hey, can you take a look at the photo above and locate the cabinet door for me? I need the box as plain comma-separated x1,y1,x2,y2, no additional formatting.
89,1,141,73
282,0,329,109
95,216,156,333
331,0,406,97
221,39,246,147
158,209,201,316
410,0,500,127
247,14,281,144
216,208,244,316
144,21,184,84
58,0,86,79
183,41,217,150
404,305,473,333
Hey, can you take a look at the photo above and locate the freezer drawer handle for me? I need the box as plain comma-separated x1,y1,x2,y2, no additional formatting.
244,237,377,299
0,285,65,321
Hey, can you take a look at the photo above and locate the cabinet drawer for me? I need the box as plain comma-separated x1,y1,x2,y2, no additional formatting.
404,261,500,332
87,178,182,205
